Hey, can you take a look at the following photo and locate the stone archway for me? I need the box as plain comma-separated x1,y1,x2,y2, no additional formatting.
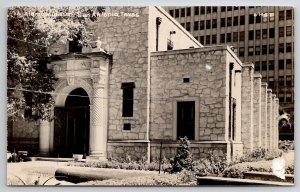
53,88,90,158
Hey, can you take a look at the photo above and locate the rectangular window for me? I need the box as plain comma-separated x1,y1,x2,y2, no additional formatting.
200,7,205,14
181,8,185,17
286,9,293,20
194,21,199,31
233,32,238,42
279,60,285,70
286,26,292,36
187,7,191,16
269,28,275,38
212,19,217,28
263,14,268,22
255,46,261,55
175,9,179,17
206,7,211,14
181,23,185,28
227,17,232,26
255,15,261,23
248,47,254,56
123,123,131,131
194,7,199,15
278,76,285,86
233,16,238,26
239,47,244,57
268,61,274,71
286,76,293,86
199,36,204,44
249,14,254,24
279,27,285,37
212,7,218,13
240,6,245,10
239,31,245,41
212,35,217,44
240,15,245,25
186,22,191,31
279,93,284,103
249,30,254,40
269,44,274,54
220,34,225,43
269,12,275,21
262,45,267,54
262,29,268,39
122,82,135,117
221,18,226,27
286,59,292,69
268,78,274,88
206,35,210,44
262,61,267,70
206,20,211,29
194,36,198,41
221,6,226,12
169,10,174,17
226,33,231,42
200,21,205,30
279,11,285,20
255,62,260,71
286,43,292,52
286,92,292,103
256,30,261,39
279,43,285,53
227,6,232,11
234,6,239,10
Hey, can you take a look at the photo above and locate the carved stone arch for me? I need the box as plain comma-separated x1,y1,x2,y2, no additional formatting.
54,78,93,107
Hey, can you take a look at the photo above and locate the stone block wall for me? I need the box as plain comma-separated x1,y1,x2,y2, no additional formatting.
266,89,273,150
150,47,229,141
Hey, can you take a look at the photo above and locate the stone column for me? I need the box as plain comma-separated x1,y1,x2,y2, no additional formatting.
266,89,272,151
260,82,268,149
270,94,276,151
39,120,51,156
253,74,262,149
241,63,254,153
89,58,109,160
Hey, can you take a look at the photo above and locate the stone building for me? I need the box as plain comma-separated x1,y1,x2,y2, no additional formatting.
8,6,279,161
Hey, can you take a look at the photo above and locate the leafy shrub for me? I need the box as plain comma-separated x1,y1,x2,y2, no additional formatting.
169,137,194,173
194,152,228,176
279,140,295,151
7,151,31,163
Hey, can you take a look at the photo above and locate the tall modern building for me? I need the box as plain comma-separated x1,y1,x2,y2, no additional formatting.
164,6,294,116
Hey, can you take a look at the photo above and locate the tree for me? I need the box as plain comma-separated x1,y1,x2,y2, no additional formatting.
7,6,104,120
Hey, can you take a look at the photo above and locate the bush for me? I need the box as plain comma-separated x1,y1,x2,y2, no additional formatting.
279,140,294,151
194,152,228,176
169,137,194,173
7,151,31,163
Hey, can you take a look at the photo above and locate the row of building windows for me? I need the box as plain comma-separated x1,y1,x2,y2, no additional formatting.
254,60,293,72
169,8,293,21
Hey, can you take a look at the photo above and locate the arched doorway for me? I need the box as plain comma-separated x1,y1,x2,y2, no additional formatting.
53,88,90,158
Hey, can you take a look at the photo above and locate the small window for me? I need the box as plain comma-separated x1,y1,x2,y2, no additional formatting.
199,36,204,44
221,7,226,12
249,14,254,24
239,47,244,57
221,18,226,27
181,23,185,28
122,82,135,117
212,19,217,28
226,33,231,42
233,16,238,26
206,20,211,29
200,7,205,14
249,30,254,40
227,17,232,27
183,78,190,83
181,8,185,17
269,28,275,38
286,76,293,86
286,26,292,36
279,60,285,70
279,27,285,37
194,21,199,31
269,44,274,54
248,47,254,56
255,15,261,23
220,34,225,43
187,7,191,16
286,9,293,20
233,32,238,42
227,6,232,11
286,43,292,52
261,61,267,70
206,35,210,44
175,9,179,17
255,46,261,55
200,21,205,30
256,30,261,39
212,7,218,13
262,45,267,54
269,12,275,21
123,123,131,131
286,93,292,103
240,16,245,25
286,59,292,69
206,7,211,14
279,43,285,53
255,62,260,71
279,11,285,20
169,10,174,17
212,35,217,44
194,7,199,15
268,61,274,71
239,31,245,41
262,29,268,39
186,22,191,31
